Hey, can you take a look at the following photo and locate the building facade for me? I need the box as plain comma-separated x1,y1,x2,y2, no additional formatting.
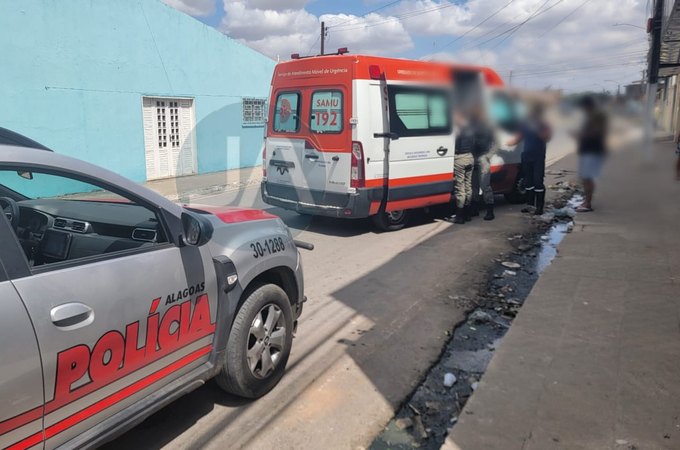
0,0,275,182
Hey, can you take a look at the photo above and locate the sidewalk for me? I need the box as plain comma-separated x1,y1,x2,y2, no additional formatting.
143,165,262,201
444,142,680,450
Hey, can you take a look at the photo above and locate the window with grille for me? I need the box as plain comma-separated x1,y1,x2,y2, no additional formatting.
242,97,267,126
156,100,182,149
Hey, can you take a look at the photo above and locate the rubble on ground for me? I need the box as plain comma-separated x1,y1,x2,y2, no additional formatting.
370,188,582,450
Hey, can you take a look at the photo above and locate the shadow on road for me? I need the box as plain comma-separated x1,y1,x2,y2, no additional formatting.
104,196,523,450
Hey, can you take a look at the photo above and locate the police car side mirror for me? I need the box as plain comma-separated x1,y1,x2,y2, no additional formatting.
181,212,213,247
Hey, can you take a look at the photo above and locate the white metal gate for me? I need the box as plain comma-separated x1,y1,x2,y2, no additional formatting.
142,97,197,180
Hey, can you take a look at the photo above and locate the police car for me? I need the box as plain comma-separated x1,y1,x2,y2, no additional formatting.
0,129,307,449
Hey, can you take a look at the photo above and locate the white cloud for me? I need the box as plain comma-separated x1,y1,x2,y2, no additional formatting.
162,0,647,91
221,2,413,59
424,0,648,91
388,0,471,35
242,0,310,11
161,0,216,17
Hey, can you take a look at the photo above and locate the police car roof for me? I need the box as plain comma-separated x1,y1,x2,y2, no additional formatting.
0,128,53,152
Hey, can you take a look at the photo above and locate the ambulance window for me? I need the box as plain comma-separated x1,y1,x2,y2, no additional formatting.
389,86,451,137
273,92,300,133
310,90,343,133
490,92,523,132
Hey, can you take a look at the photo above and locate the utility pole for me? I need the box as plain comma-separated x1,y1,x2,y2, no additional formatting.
644,0,664,154
509,70,513,87
320,21,325,55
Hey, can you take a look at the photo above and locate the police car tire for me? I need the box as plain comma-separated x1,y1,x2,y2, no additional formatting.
216,283,294,399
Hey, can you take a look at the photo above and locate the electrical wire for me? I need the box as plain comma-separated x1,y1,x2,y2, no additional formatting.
509,60,646,79
488,0,565,50
326,0,402,29
305,34,321,56
536,0,592,38
330,2,458,32
436,0,518,53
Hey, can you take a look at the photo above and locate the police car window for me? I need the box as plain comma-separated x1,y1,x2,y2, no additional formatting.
310,90,343,133
273,92,300,133
0,169,168,269
389,86,452,137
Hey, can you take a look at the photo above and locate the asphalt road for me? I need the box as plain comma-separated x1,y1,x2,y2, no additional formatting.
105,128,584,450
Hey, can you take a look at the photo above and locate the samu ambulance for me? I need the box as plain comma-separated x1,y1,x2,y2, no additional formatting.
261,51,525,230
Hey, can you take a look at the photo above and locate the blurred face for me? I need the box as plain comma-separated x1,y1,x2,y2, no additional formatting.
530,105,544,121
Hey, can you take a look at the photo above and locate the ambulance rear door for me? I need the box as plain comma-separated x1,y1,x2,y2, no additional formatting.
265,86,352,206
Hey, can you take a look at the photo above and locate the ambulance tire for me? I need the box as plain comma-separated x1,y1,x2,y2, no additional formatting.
216,283,294,399
504,177,528,204
371,209,409,231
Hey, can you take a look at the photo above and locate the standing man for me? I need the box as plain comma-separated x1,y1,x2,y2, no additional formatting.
471,107,496,221
575,96,607,212
508,103,552,215
452,111,475,224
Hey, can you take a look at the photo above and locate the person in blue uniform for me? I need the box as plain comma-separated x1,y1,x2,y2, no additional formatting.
508,103,552,215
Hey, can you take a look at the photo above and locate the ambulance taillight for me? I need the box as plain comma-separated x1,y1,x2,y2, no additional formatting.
262,145,267,178
351,141,365,188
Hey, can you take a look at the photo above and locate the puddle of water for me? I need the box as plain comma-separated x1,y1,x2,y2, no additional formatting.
534,194,583,274
535,222,571,274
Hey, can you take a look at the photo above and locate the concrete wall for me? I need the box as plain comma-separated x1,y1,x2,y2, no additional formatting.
0,0,274,183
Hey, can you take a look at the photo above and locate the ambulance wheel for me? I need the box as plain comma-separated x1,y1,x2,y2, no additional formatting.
216,284,294,399
504,177,528,204
372,209,409,231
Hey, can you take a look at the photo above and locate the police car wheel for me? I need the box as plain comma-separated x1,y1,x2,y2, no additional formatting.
371,209,409,231
216,284,294,399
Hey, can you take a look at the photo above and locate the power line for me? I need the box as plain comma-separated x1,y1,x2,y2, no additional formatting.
536,0,593,38
326,0,401,29
496,49,647,73
488,0,565,50
306,34,321,56
451,0,549,52
509,60,645,79
330,2,457,32
436,0,518,53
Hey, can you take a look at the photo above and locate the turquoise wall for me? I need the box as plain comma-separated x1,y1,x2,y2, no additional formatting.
0,0,274,182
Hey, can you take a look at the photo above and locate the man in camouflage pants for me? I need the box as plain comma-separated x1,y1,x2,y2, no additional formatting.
452,112,475,224
471,108,496,221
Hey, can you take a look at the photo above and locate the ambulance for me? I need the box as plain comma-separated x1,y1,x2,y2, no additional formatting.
261,51,525,230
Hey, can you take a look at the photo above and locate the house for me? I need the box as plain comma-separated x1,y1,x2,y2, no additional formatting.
0,0,275,182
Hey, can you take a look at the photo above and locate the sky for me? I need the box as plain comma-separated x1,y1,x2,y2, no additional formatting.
161,0,649,92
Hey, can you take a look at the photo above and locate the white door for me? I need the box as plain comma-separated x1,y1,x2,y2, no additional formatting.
143,97,197,180
383,84,455,211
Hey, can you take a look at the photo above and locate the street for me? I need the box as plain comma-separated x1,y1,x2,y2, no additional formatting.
105,137,574,450
0,2,660,449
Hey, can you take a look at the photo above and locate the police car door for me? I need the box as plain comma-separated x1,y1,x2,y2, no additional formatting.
2,169,217,449
0,215,44,450
383,84,454,211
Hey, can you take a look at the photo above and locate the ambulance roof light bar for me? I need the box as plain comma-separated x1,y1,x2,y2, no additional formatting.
290,48,349,60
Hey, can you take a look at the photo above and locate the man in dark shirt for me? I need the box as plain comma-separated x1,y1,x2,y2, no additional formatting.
508,103,552,215
575,96,607,212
